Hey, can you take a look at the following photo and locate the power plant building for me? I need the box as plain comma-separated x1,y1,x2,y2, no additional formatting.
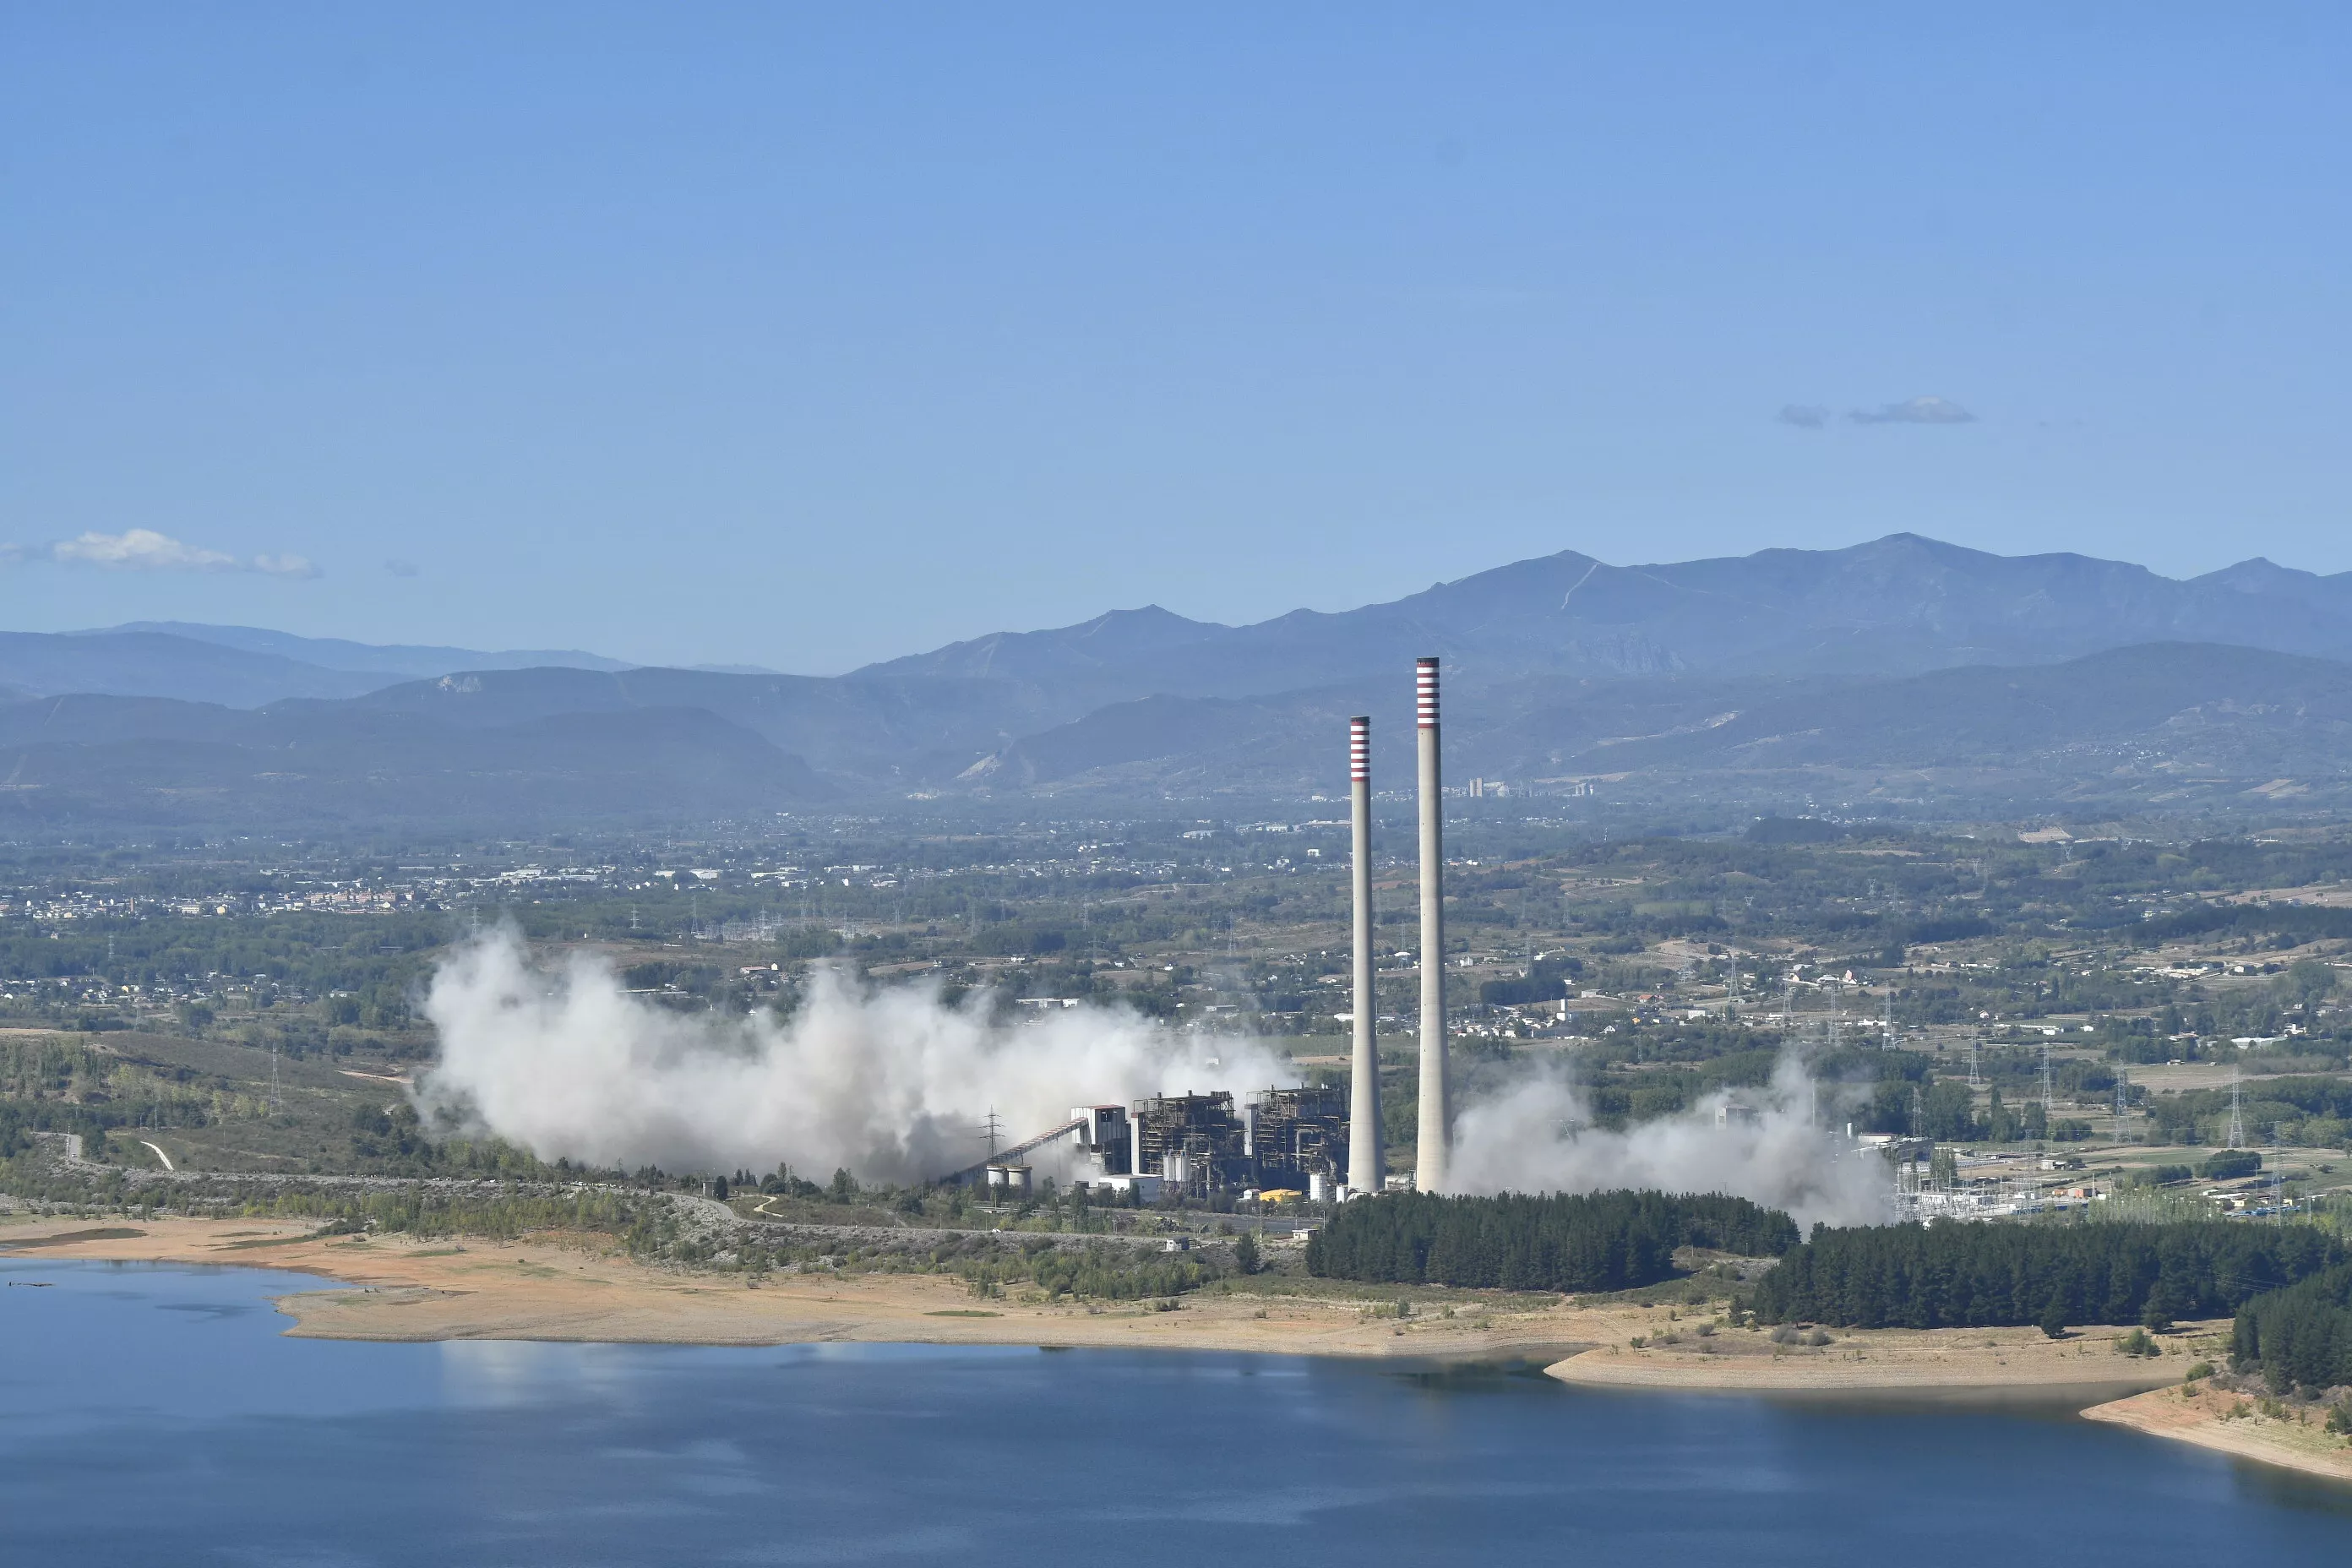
942,660,1457,1206
959,1088,1350,1201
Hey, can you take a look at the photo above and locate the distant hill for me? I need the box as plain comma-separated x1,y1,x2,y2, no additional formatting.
0,632,397,706
0,694,833,827
336,666,1064,777
0,625,636,710
958,642,2352,810
1582,642,2352,776
90,622,634,678
16,535,2352,822
863,533,2352,716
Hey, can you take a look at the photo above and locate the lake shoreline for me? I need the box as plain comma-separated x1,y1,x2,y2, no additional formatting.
0,1208,2333,1481
2082,1383,2352,1484
16,1257,2349,1565
1542,1332,2197,1394
2,1216,1612,1360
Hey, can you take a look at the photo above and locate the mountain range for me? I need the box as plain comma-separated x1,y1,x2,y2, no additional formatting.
8,533,2352,825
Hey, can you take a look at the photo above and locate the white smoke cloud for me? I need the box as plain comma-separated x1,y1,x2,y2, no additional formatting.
416,930,1900,1224
1447,1054,1892,1228
412,928,1292,1184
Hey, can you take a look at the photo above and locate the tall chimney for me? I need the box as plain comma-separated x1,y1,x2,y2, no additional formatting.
1346,716,1383,1196
1414,657,1450,1193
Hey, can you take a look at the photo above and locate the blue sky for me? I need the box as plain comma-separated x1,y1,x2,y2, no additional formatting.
3,6,2346,672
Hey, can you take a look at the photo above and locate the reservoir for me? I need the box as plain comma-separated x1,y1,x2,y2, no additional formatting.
5,1259,2348,1565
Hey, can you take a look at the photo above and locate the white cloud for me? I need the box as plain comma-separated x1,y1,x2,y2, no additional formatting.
18,529,319,578
53,528,237,570
1848,395,1976,425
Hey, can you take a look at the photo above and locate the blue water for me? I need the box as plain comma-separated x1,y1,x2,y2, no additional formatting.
4,1260,2349,1566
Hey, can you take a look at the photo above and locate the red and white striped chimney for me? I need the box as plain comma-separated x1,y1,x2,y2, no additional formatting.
1414,657,1449,1191
1347,716,1381,1195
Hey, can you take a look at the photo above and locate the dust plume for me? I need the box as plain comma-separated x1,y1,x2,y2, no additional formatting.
1446,1055,1892,1228
411,928,1288,1184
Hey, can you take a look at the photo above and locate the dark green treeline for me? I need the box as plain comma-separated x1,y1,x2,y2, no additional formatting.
1756,1221,2344,1329
1306,1190,1798,1293
2233,1264,2352,1393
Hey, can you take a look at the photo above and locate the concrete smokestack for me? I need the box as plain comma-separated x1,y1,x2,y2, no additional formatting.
1414,657,1450,1193
1346,716,1383,1196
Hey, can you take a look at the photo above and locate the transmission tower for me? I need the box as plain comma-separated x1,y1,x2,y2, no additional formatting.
2112,1067,2130,1144
980,1108,1004,1159
1881,986,1894,1049
2040,1041,2054,1115
268,1045,284,1116
2225,1066,2247,1149
1968,1037,1982,1090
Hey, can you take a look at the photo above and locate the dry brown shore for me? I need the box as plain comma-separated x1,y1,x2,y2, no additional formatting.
1544,1322,2212,1392
2083,1382,2352,1484
0,1216,2218,1381
1551,1315,2352,1484
0,1217,1604,1358
15,1216,2348,1482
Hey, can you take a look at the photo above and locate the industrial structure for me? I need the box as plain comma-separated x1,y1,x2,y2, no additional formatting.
1346,714,1383,1196
945,660,1450,1204
1415,656,1451,1193
1123,1086,1350,1200
943,1087,1352,1202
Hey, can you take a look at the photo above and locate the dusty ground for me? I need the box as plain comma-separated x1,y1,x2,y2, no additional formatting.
2084,1380,2352,1483
0,1217,1611,1358
1544,1319,2216,1392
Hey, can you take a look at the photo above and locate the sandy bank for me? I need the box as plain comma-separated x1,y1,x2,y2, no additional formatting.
2084,1383,2352,1484
1545,1321,2213,1393
0,1217,2288,1419
0,1217,1610,1359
